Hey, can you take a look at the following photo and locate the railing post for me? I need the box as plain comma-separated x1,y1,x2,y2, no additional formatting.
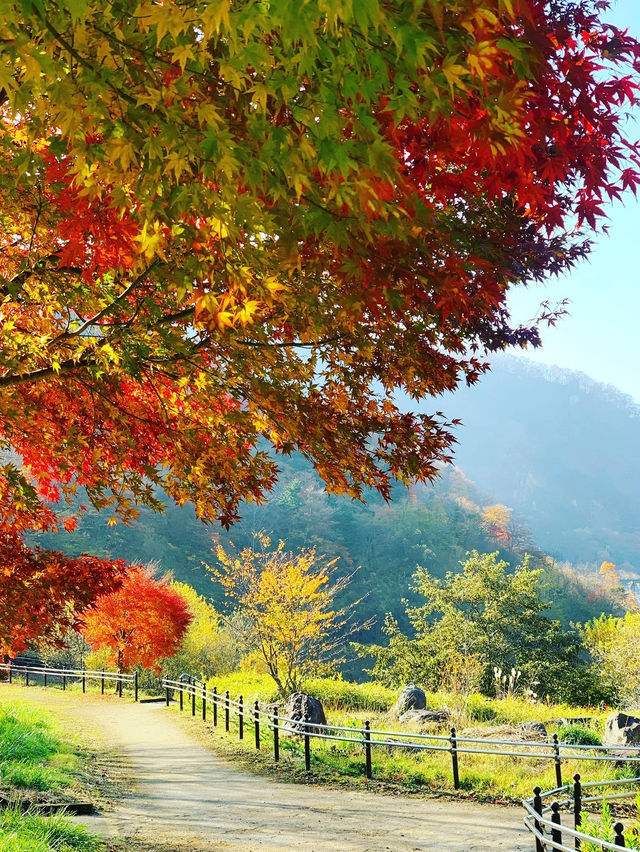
134,671,138,702
44,671,47,688
573,773,582,850
614,822,626,848
450,726,460,790
165,685,170,706
304,712,311,772
101,673,104,695
180,685,184,711
202,688,207,721
553,733,562,788
8,664,11,684
238,695,244,740
225,690,230,732
213,686,218,727
254,700,260,749
364,720,372,780
62,672,66,691
533,787,544,852
26,669,29,687
118,674,123,698
191,685,196,716
82,667,86,694
273,710,280,762
551,802,562,846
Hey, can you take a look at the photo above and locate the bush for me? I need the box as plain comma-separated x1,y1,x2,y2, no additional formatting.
555,724,601,746
466,694,498,723
302,677,396,712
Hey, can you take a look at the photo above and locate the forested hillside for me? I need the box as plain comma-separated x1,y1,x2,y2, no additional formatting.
34,451,624,658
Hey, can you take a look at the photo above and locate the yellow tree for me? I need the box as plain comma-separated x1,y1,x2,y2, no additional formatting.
211,536,363,696
164,581,241,680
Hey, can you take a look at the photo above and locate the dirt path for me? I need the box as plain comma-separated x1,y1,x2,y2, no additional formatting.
3,686,529,851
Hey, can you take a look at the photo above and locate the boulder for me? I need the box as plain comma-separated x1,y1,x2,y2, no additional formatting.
392,684,426,717
604,712,640,747
520,722,548,740
399,709,449,727
282,692,327,733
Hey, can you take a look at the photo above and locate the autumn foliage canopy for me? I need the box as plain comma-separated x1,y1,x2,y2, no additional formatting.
81,566,192,672
0,1,639,646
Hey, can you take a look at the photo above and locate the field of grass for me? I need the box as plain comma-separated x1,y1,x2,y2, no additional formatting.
0,696,103,852
188,673,634,803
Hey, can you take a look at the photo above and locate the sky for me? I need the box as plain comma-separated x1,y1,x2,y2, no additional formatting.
505,0,640,401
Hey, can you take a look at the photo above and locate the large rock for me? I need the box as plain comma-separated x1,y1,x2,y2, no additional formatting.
604,712,640,747
399,709,449,728
392,684,426,717
520,722,548,741
282,692,327,733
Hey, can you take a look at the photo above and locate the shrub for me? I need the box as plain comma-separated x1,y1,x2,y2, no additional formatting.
466,694,498,723
555,724,601,746
302,678,396,712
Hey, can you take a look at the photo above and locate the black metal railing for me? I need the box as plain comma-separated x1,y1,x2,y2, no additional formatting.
523,775,640,850
161,675,640,789
0,661,138,700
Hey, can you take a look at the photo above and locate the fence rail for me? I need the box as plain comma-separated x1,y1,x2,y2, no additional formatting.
523,775,640,850
0,661,138,700
161,676,640,789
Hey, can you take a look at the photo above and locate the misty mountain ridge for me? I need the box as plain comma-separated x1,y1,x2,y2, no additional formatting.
437,353,640,578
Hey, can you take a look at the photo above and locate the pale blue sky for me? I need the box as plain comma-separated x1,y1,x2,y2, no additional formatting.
506,0,640,401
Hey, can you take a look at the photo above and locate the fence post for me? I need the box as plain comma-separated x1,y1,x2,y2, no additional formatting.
44,671,47,688
254,700,260,750
165,685,170,707
273,710,280,762
213,686,218,727
533,787,544,852
364,720,372,780
202,688,207,722
191,685,196,717
180,685,184,711
239,695,244,740
614,822,626,848
62,672,66,691
101,673,104,695
225,690,230,732
82,667,86,694
8,664,11,684
450,726,460,790
304,712,311,772
134,672,138,702
551,802,562,846
118,674,123,698
573,773,582,850
553,733,562,788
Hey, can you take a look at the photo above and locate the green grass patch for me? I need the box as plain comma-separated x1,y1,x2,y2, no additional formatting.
0,806,101,852
0,701,74,794
555,723,601,746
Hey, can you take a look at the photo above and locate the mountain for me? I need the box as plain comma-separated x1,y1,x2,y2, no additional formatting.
435,354,640,578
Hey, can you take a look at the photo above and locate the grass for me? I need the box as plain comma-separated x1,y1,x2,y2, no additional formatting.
0,807,101,852
0,701,74,793
180,674,633,803
0,695,104,852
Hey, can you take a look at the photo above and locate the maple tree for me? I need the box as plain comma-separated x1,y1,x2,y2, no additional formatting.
212,536,363,695
0,0,639,631
81,566,192,672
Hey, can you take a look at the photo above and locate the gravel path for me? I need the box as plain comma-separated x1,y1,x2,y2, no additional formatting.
4,686,529,851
